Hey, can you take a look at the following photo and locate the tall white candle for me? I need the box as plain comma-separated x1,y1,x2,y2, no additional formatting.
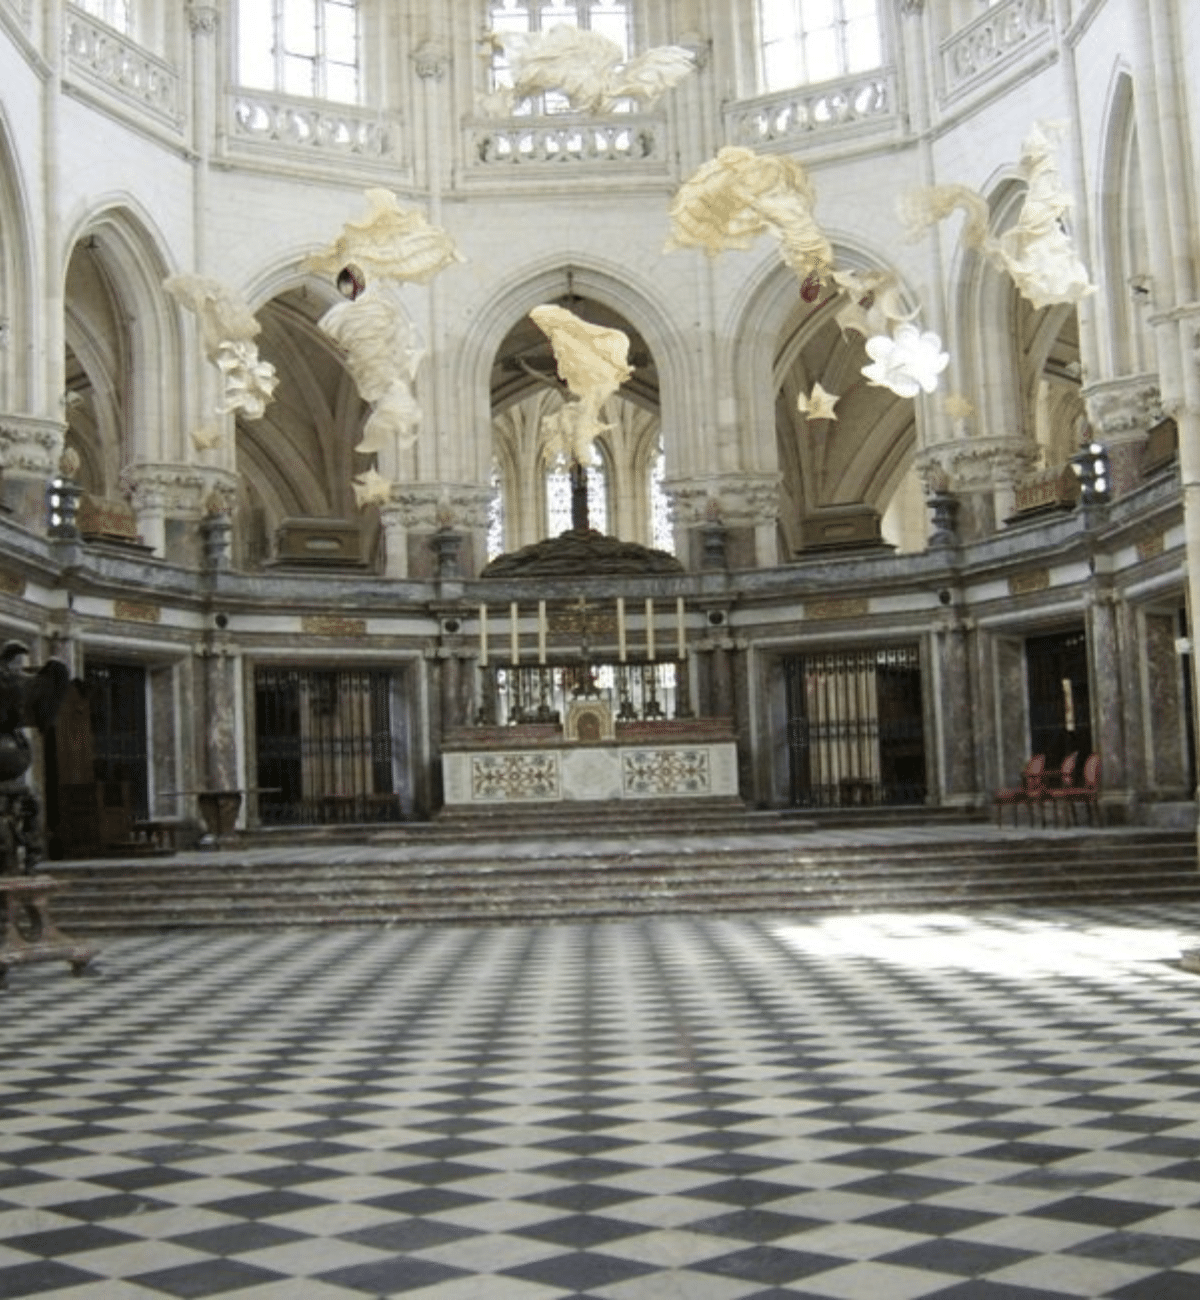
510,601,520,665
617,596,626,662
645,596,655,662
479,602,488,667
537,600,547,664
676,596,685,660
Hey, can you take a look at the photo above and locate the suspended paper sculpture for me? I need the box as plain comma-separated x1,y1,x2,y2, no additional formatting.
831,268,918,339
529,304,633,466
797,382,840,421
164,274,279,420
481,25,696,116
318,281,425,455
898,120,1094,310
665,147,833,283
351,467,393,509
303,189,464,284
862,324,949,399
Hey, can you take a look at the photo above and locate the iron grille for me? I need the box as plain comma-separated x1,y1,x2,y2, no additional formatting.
254,667,400,826
86,662,149,819
785,645,926,808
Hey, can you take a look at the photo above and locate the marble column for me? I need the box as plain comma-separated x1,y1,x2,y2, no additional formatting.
200,640,239,794
1087,592,1126,814
936,615,977,805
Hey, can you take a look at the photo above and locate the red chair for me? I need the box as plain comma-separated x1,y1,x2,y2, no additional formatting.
994,754,1046,826
1042,751,1078,827
1046,753,1101,826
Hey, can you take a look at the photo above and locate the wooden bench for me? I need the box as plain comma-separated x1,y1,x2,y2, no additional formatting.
0,875,97,986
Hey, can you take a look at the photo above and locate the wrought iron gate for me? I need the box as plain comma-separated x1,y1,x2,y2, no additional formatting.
1025,629,1091,768
85,662,149,819
785,645,926,807
254,667,401,826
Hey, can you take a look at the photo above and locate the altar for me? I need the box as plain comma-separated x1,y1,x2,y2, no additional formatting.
442,716,740,809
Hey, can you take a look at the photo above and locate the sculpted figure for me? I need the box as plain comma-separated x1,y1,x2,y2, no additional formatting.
482,25,695,116
164,274,278,420
318,281,425,455
666,147,833,282
303,189,463,284
898,120,1094,309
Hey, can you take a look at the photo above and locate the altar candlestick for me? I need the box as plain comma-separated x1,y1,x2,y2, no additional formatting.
645,597,655,661
537,600,547,664
479,603,488,667
617,597,626,662
676,596,686,660
510,601,520,664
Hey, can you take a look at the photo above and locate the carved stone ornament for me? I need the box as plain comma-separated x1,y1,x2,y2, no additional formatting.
0,418,62,477
120,464,208,516
669,475,780,528
1083,375,1162,441
899,0,926,14
186,4,219,35
917,439,1035,493
412,40,450,80
392,485,491,532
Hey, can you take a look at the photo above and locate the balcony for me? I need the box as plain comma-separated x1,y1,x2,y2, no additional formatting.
725,68,898,152
63,4,181,131
941,0,1055,104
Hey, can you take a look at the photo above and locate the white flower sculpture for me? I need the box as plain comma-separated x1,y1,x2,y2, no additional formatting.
863,324,949,399
351,468,393,509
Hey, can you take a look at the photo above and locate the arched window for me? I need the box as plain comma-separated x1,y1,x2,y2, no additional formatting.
487,0,633,114
79,0,131,32
759,0,882,93
237,0,360,104
546,459,608,534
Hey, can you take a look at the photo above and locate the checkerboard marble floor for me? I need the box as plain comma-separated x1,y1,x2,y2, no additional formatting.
5,906,1200,1299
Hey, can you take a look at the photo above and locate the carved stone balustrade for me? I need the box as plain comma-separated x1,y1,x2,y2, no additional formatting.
64,5,182,129
726,69,897,148
228,91,396,163
940,0,1054,102
467,114,666,170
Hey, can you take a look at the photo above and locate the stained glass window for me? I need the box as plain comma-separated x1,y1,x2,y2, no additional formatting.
238,0,360,104
546,461,608,535
759,0,882,92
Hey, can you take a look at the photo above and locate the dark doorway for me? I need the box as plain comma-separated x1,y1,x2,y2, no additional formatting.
1025,628,1091,769
785,644,926,807
86,661,149,820
254,666,402,825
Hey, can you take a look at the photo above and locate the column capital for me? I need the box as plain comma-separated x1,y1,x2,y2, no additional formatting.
413,40,450,80
187,4,219,36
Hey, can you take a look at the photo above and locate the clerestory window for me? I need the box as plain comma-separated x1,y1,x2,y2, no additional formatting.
79,0,131,33
237,0,360,104
759,0,883,93
487,0,633,115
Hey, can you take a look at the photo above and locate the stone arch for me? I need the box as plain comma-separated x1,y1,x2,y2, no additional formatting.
62,201,182,472
0,110,36,414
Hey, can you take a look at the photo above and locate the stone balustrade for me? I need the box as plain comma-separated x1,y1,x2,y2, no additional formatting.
467,114,665,168
229,90,394,159
64,5,181,128
941,0,1054,100
725,69,896,148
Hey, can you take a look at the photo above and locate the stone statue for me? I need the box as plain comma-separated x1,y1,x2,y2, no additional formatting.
481,25,696,116
163,274,278,419
898,120,1094,309
666,146,833,283
529,304,632,465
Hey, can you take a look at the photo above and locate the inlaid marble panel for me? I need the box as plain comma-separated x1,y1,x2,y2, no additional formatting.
470,752,561,801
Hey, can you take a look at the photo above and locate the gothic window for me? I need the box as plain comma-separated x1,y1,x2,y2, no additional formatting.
79,0,131,32
487,0,633,114
546,460,608,535
238,0,360,104
759,0,882,93
650,442,674,553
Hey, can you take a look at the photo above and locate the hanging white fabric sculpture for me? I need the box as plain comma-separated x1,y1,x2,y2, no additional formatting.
303,189,464,284
862,324,949,399
899,120,1094,310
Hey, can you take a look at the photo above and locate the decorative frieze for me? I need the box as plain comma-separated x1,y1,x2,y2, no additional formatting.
1083,376,1162,441
941,0,1053,100
0,572,25,597
1136,533,1165,561
669,476,780,529
726,69,896,148
64,6,182,128
301,615,367,637
918,438,1035,492
391,485,493,532
0,417,62,477
805,597,869,621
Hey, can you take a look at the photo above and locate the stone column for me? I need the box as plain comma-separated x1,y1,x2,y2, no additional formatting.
1087,591,1127,817
669,475,779,570
200,638,239,793
918,438,1034,541
1083,376,1162,498
935,613,977,806
0,417,63,527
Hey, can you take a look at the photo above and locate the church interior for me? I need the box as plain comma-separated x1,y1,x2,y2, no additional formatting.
4,1,1200,1296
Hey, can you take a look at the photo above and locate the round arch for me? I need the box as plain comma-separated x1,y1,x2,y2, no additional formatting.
0,109,36,414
